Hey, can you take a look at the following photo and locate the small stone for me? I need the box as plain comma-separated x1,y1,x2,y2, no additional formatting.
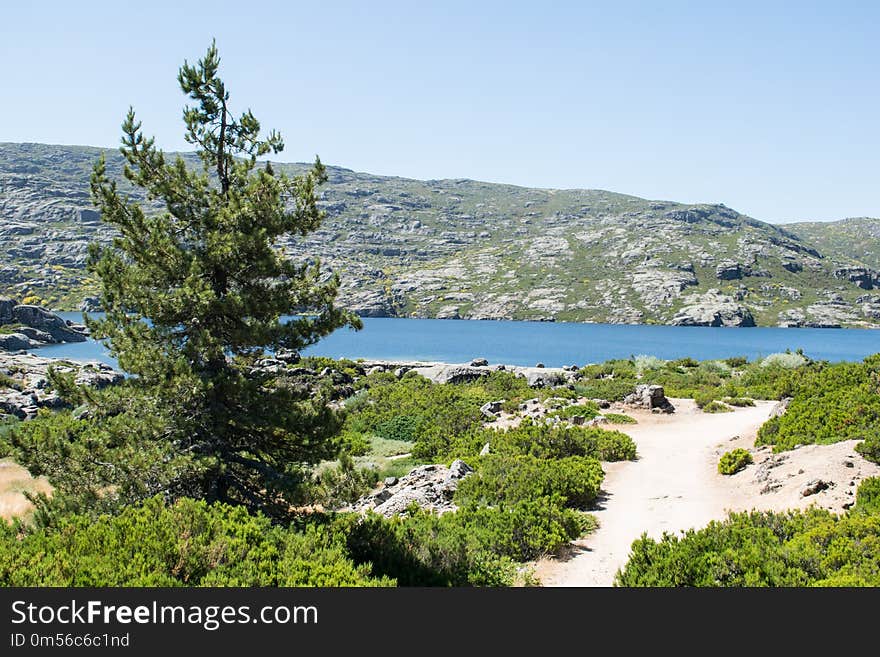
801,479,830,497
383,477,398,487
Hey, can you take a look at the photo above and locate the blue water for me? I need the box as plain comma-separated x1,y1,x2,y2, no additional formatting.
32,313,880,369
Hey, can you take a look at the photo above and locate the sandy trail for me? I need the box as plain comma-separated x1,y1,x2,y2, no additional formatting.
536,399,775,587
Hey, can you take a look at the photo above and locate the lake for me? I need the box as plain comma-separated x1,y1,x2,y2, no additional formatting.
30,313,880,368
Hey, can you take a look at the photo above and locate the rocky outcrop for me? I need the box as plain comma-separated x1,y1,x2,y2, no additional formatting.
351,460,474,517
79,296,103,312
480,400,503,419
671,291,756,327
345,290,396,318
834,267,877,290
410,362,576,388
0,334,33,351
414,364,489,385
0,351,122,419
715,260,749,280
623,384,675,413
0,299,88,350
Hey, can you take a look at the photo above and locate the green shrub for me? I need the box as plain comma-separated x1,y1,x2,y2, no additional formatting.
693,391,717,409
343,496,589,583
718,449,753,475
573,379,637,402
634,355,665,373
307,454,379,508
374,415,420,442
603,413,637,425
455,421,637,462
724,356,749,368
856,437,880,464
616,508,880,587
549,402,600,421
339,429,371,456
702,401,732,414
455,454,604,509
0,497,391,586
723,397,755,407
854,478,880,514
754,357,880,452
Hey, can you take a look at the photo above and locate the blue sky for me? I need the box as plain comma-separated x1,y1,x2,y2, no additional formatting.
2,1,877,223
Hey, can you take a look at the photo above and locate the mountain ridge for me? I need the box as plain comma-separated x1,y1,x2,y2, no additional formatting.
1,142,879,328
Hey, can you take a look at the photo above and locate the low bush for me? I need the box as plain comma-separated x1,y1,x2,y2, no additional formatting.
603,413,637,424
693,391,717,409
307,454,379,509
0,497,391,587
702,401,733,414
573,379,637,402
718,448,753,475
760,352,808,369
754,356,880,452
549,402,600,421
854,478,880,514
615,508,880,586
455,421,637,462
723,397,755,407
374,415,420,442
855,437,880,464
455,454,604,509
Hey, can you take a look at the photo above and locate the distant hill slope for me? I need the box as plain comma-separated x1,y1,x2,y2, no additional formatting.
1,142,878,328
786,217,880,270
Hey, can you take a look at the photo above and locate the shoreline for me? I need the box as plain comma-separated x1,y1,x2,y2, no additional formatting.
50,309,880,330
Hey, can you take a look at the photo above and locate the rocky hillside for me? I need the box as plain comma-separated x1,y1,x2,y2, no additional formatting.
2,142,879,328
786,217,880,270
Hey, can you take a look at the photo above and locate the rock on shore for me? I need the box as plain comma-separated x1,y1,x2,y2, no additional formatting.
0,351,121,419
0,298,88,349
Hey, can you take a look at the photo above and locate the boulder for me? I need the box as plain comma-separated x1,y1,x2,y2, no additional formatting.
11,305,88,343
448,459,474,479
624,384,675,413
480,400,503,419
275,348,300,364
716,260,749,280
0,352,123,418
18,326,56,343
416,364,489,385
354,461,474,517
770,397,792,418
525,369,565,387
801,479,831,497
0,298,15,323
0,333,34,351
470,358,489,367
671,291,756,327
79,296,103,312
834,267,876,290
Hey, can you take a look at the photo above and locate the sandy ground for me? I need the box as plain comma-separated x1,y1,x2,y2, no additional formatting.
535,398,880,587
0,458,51,522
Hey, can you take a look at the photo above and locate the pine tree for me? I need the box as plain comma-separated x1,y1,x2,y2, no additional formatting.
77,41,361,515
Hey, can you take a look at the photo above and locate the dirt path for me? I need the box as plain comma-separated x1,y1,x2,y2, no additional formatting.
535,399,775,587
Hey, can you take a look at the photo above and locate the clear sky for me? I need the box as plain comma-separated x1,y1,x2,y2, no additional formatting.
2,0,877,223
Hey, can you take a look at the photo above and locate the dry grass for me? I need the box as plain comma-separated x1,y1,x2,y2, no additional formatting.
0,458,52,522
